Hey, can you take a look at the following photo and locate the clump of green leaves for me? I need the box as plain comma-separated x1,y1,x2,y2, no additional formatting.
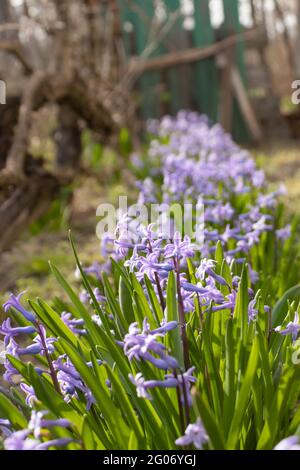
0,236,300,450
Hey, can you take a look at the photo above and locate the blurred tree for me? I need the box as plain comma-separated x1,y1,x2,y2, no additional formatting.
0,0,129,181
0,0,130,249
0,1,11,23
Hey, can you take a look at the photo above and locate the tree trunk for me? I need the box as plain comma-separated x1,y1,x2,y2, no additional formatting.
0,96,20,169
55,102,82,170
0,161,59,251
0,0,11,24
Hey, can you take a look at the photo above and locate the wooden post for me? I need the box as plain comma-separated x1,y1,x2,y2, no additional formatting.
231,66,262,142
218,49,235,133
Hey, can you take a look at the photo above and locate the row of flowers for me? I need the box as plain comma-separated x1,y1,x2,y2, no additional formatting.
0,112,300,450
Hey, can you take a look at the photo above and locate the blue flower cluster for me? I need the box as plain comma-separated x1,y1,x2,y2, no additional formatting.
2,411,72,450
0,293,98,412
129,111,290,269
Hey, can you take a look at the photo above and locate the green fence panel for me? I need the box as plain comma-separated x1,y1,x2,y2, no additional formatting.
193,0,218,121
119,0,251,141
163,0,185,114
222,0,249,141
119,0,160,119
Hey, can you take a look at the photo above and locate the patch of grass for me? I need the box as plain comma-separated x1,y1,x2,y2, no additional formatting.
253,139,300,214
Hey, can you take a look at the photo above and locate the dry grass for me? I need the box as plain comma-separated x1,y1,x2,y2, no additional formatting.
252,138,300,214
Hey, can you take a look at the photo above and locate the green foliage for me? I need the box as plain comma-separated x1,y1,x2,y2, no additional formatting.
1,239,300,450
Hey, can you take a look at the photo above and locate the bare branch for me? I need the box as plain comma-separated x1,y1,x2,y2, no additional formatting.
0,23,19,33
0,40,33,74
128,28,265,76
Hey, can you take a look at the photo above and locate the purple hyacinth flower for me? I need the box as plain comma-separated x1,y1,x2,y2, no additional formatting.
0,418,11,428
17,343,42,356
264,305,271,314
196,258,227,286
175,418,208,449
20,383,37,407
274,436,300,450
3,363,19,384
164,232,195,260
196,259,217,281
0,318,36,347
28,410,70,439
84,262,102,280
182,293,196,313
93,288,106,304
124,247,143,272
275,312,300,342
221,225,241,244
54,355,95,410
4,430,72,450
35,438,73,450
79,289,90,304
144,377,178,390
173,366,197,407
4,337,20,357
248,299,258,322
276,225,291,241
3,292,35,323
252,216,273,233
92,314,102,327
61,312,86,336
100,233,115,257
129,372,178,400
129,373,153,400
0,418,12,437
202,278,225,304
181,282,209,295
4,430,39,450
136,253,173,282
123,320,179,370
248,265,259,284
152,320,178,335
32,325,57,355
148,352,179,370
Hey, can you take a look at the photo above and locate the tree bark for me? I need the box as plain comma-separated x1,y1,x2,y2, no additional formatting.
0,96,20,169
0,0,11,24
54,101,82,170
1,71,48,181
0,163,59,251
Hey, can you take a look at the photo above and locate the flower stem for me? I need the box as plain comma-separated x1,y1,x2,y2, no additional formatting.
35,322,61,395
154,272,166,312
147,239,165,311
173,257,190,370
181,372,190,427
174,370,185,434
